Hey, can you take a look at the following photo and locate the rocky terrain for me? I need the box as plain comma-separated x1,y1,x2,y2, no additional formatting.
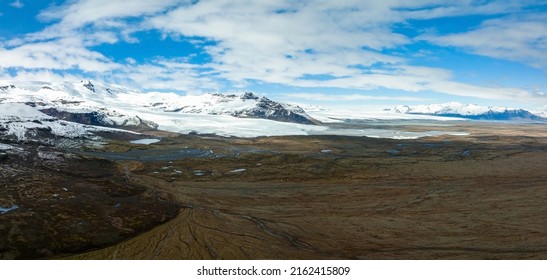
0,143,178,259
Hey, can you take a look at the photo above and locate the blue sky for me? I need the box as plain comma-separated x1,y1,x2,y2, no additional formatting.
0,0,546,111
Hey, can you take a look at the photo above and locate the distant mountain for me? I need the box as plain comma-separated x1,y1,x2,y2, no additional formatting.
388,102,546,121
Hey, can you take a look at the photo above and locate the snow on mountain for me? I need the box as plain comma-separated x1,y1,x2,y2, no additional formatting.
305,106,462,123
0,102,52,119
536,111,547,118
0,80,316,127
0,103,131,146
0,80,322,139
0,143,15,150
393,102,489,115
389,102,546,121
0,80,473,139
146,92,316,124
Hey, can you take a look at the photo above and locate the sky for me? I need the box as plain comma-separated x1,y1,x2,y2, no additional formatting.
0,0,546,111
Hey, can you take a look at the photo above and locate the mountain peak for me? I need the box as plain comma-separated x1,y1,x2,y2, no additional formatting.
241,92,259,100
0,81,318,132
80,80,95,92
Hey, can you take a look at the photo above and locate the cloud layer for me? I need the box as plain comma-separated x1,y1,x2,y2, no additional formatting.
421,14,547,68
0,0,545,106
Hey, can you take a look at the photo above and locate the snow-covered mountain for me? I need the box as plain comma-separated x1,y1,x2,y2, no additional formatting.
388,102,546,121
0,102,130,147
0,80,317,127
0,80,325,141
5,81,531,142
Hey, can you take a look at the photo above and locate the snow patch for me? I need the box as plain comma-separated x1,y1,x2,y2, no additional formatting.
0,143,14,150
130,139,160,145
229,168,246,173
0,205,18,214
0,103,51,119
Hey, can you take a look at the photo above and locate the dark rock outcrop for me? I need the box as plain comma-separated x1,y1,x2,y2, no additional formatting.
0,85,15,91
81,80,95,92
40,108,113,127
234,97,317,125
241,92,260,100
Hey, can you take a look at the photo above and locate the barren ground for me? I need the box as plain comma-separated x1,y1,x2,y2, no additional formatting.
1,121,546,259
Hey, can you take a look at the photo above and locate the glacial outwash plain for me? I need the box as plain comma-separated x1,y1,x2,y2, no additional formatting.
1,83,545,260
63,123,547,259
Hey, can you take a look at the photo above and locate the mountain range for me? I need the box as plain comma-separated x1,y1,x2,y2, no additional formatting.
1,80,545,146
0,80,324,143
388,102,546,121
0,80,316,125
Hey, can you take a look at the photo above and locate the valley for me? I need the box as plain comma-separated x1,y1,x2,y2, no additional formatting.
2,120,546,259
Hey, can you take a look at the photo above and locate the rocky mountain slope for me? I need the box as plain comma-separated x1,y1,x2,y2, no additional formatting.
0,102,134,147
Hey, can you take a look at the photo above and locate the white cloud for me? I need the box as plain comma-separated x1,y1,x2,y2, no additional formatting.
109,58,221,94
322,75,531,101
38,0,183,28
281,93,433,102
142,0,544,102
2,0,546,105
0,68,84,82
395,0,529,20
146,0,412,85
0,38,120,72
10,0,24,9
125,57,137,65
421,15,547,68
7,0,184,48
1,0,200,85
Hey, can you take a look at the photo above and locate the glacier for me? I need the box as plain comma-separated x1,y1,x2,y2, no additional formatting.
0,80,473,140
